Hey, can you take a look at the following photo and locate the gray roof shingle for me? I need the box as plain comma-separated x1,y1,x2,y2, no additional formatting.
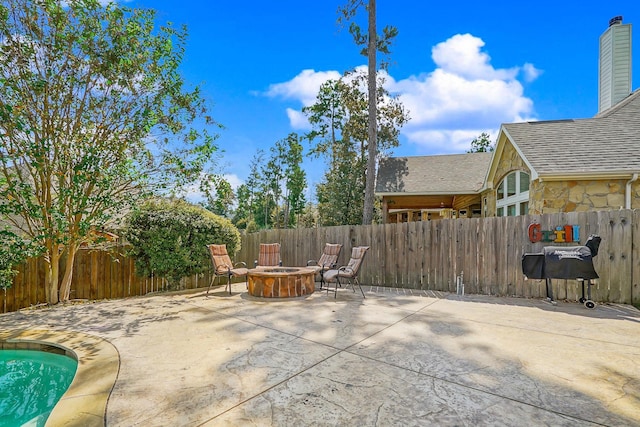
375,152,493,194
503,89,640,175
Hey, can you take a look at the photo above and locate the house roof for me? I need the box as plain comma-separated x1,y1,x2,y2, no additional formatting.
375,152,493,195
501,89,640,178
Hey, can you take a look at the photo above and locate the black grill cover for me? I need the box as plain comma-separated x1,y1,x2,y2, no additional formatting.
541,246,599,280
522,253,545,279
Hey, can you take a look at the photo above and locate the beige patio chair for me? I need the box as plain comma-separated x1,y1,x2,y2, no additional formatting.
206,244,248,295
307,243,342,289
323,246,369,299
254,243,282,268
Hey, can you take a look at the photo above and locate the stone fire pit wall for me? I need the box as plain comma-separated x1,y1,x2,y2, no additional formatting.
248,268,315,298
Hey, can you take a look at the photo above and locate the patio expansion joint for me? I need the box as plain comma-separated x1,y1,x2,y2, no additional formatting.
186,296,616,426
342,299,619,426
346,344,611,426
341,316,611,426
188,299,430,425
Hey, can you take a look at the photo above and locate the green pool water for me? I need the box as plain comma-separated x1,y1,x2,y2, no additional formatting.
0,348,77,427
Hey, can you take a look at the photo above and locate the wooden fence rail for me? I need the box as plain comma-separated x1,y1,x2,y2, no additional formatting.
3,210,638,313
237,210,639,305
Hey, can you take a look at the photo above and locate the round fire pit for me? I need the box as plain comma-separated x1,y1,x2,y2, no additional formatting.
247,267,315,298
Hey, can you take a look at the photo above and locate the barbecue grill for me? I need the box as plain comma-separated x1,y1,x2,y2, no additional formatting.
522,235,601,308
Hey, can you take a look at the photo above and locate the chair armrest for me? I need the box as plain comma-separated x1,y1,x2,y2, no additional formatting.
254,260,258,267
338,266,354,274
279,260,283,266
234,261,247,268
217,265,232,274
307,259,317,266
319,262,337,272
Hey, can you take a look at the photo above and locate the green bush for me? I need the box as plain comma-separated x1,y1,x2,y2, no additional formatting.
124,199,241,289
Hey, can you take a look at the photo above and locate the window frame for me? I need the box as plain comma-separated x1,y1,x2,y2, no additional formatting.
496,171,530,216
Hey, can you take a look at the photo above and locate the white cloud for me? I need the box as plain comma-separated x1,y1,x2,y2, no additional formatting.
223,174,243,190
404,129,497,153
61,0,132,6
286,108,311,130
522,62,543,82
267,33,541,153
431,34,519,81
265,69,341,106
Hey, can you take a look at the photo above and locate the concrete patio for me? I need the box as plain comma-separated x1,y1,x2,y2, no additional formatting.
2,283,640,426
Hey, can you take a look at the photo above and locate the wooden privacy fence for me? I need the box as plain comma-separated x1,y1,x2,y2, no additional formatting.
2,210,638,313
2,247,216,313
237,210,639,305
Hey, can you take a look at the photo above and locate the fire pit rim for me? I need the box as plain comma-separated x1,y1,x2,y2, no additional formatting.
249,267,314,275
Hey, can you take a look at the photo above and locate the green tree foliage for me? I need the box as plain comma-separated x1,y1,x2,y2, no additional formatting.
338,0,399,225
262,134,307,229
231,183,252,229
281,133,307,228
297,203,319,229
244,150,268,229
0,0,219,303
262,142,286,228
235,136,307,230
467,132,495,153
203,176,235,218
316,141,364,225
303,71,408,226
124,199,240,289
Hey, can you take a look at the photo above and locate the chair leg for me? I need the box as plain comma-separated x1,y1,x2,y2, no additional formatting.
354,277,365,298
335,277,365,299
206,275,215,296
207,274,220,296
326,278,342,297
227,273,232,295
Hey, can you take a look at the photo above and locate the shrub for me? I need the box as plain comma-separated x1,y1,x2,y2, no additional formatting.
124,199,241,289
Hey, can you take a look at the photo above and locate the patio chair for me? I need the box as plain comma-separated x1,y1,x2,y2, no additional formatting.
323,246,369,299
307,243,342,289
206,244,248,295
254,243,282,268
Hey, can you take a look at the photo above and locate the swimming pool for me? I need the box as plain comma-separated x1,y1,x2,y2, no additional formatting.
0,345,77,427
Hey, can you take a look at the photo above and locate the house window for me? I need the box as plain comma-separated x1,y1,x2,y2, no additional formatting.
496,171,530,216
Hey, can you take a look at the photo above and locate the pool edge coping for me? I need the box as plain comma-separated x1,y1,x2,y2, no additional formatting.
0,329,119,427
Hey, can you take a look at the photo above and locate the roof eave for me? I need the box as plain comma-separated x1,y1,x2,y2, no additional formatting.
376,190,483,197
538,171,640,181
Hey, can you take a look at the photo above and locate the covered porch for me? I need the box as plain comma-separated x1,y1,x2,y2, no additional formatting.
381,193,483,223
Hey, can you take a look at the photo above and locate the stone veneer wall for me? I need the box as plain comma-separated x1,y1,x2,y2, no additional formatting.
531,179,640,214
481,188,494,217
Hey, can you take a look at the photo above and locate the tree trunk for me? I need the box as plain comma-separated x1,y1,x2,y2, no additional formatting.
284,199,290,229
59,245,78,302
45,248,60,305
362,0,377,225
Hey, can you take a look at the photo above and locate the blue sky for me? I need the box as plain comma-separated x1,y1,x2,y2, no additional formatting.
120,1,640,200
